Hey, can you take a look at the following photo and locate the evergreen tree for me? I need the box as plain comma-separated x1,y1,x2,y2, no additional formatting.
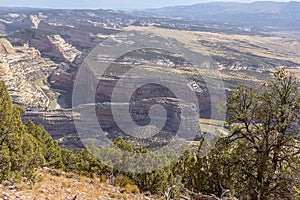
224,69,300,199
0,82,44,182
26,121,63,168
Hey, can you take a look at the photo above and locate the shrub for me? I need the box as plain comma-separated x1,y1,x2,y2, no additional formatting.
100,174,107,182
125,183,140,194
114,175,134,187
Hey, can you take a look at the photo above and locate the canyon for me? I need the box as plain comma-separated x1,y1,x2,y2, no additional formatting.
0,8,299,149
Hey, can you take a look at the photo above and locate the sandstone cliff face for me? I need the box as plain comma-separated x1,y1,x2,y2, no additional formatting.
0,38,14,54
94,76,212,118
7,28,82,64
1,26,86,110
38,22,105,51
47,34,81,62
28,31,66,62
0,38,60,109
42,46,222,148
23,109,76,139
30,15,41,29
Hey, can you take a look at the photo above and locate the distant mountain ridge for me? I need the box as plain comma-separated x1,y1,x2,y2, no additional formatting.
140,1,300,29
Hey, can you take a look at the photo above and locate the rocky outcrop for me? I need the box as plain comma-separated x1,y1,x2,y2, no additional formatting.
30,15,41,29
22,97,200,149
23,109,76,139
93,76,212,118
0,61,9,76
0,38,14,54
26,29,66,62
7,28,81,63
0,38,61,109
47,34,81,62
38,22,105,51
49,72,74,92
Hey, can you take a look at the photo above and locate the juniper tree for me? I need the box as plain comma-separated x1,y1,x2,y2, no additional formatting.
223,69,300,199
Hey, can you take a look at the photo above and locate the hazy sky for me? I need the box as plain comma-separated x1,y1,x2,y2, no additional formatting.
0,0,297,10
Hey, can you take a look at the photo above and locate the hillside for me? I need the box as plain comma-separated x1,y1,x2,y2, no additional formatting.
0,81,166,199
0,168,157,200
0,2,299,199
141,1,300,29
0,68,299,199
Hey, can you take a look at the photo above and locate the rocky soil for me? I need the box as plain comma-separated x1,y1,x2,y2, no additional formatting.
0,168,159,200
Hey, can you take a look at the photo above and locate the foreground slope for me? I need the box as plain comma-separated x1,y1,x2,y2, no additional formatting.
0,168,157,200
